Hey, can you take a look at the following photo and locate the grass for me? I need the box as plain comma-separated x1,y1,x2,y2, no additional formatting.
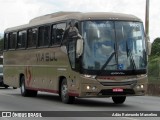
148,56,160,84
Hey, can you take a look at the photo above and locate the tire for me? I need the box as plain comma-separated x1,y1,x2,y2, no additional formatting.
60,78,75,104
13,87,17,89
2,82,9,89
4,85,9,89
112,96,126,104
20,76,37,97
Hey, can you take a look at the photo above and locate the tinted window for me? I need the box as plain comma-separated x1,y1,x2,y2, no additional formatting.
17,30,27,49
4,33,9,50
51,25,56,45
51,23,66,45
9,32,17,49
28,28,38,48
38,25,50,47
0,66,2,73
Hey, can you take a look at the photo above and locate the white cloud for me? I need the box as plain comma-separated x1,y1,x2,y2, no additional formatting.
0,0,38,31
0,0,159,42
150,0,160,42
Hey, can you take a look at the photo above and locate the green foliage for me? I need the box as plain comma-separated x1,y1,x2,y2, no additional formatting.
150,37,160,56
148,60,159,77
0,37,4,50
148,37,160,83
148,58,160,83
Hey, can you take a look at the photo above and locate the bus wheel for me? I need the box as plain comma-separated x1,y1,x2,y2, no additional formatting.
112,96,126,104
61,79,75,104
4,85,9,89
20,76,37,97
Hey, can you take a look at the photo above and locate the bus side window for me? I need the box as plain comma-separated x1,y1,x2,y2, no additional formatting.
27,28,38,48
52,23,66,45
4,33,9,50
17,30,27,49
56,23,66,45
9,32,17,50
38,25,50,47
62,20,79,45
51,25,56,45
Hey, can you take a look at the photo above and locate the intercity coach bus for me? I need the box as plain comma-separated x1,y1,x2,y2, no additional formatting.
3,12,151,104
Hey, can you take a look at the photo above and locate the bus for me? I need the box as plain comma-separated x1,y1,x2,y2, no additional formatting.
3,12,151,104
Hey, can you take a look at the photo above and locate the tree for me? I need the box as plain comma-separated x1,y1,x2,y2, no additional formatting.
151,37,160,56
0,37,4,51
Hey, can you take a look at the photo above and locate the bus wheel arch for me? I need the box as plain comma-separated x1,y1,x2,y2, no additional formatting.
58,76,66,97
59,77,75,104
19,73,24,87
20,75,37,97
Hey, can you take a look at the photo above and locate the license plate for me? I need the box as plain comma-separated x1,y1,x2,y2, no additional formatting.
112,88,123,92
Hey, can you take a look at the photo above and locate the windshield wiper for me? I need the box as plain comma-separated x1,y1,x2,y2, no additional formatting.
101,51,116,70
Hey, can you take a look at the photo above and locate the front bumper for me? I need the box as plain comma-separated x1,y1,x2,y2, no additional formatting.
78,75,147,97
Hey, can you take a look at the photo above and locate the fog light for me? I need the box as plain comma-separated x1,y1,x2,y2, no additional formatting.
92,86,96,90
87,86,90,90
137,85,140,89
141,85,144,89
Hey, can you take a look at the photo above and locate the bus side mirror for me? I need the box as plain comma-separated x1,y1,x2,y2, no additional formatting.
76,39,83,58
146,35,152,55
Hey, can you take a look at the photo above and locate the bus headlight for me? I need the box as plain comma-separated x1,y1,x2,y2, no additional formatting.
136,84,144,89
86,86,97,91
137,85,140,89
84,75,91,78
92,86,96,90
83,74,96,79
86,86,90,90
141,85,144,89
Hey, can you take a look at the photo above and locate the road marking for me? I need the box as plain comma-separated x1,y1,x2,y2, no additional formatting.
0,93,15,97
122,117,139,120
0,118,10,120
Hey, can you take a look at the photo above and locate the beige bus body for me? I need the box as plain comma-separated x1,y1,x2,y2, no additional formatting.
3,12,148,104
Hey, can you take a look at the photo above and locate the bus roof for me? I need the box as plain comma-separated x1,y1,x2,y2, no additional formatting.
5,12,142,33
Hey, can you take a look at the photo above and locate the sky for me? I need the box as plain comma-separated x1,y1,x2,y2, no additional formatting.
0,0,159,42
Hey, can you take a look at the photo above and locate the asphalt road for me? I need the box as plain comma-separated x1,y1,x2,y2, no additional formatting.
0,87,160,120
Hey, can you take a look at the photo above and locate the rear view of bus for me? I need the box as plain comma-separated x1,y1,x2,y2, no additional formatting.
3,12,149,104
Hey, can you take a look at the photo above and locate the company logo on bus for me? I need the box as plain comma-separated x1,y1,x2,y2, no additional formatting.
36,52,57,62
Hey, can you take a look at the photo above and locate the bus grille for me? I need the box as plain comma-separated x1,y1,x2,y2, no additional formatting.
100,80,137,86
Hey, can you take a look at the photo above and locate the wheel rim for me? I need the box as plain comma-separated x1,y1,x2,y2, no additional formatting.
21,81,25,94
61,82,68,101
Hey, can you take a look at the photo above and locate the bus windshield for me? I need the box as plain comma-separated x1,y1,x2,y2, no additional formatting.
82,21,147,71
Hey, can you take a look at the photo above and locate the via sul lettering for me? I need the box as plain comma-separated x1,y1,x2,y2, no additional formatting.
36,52,57,62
